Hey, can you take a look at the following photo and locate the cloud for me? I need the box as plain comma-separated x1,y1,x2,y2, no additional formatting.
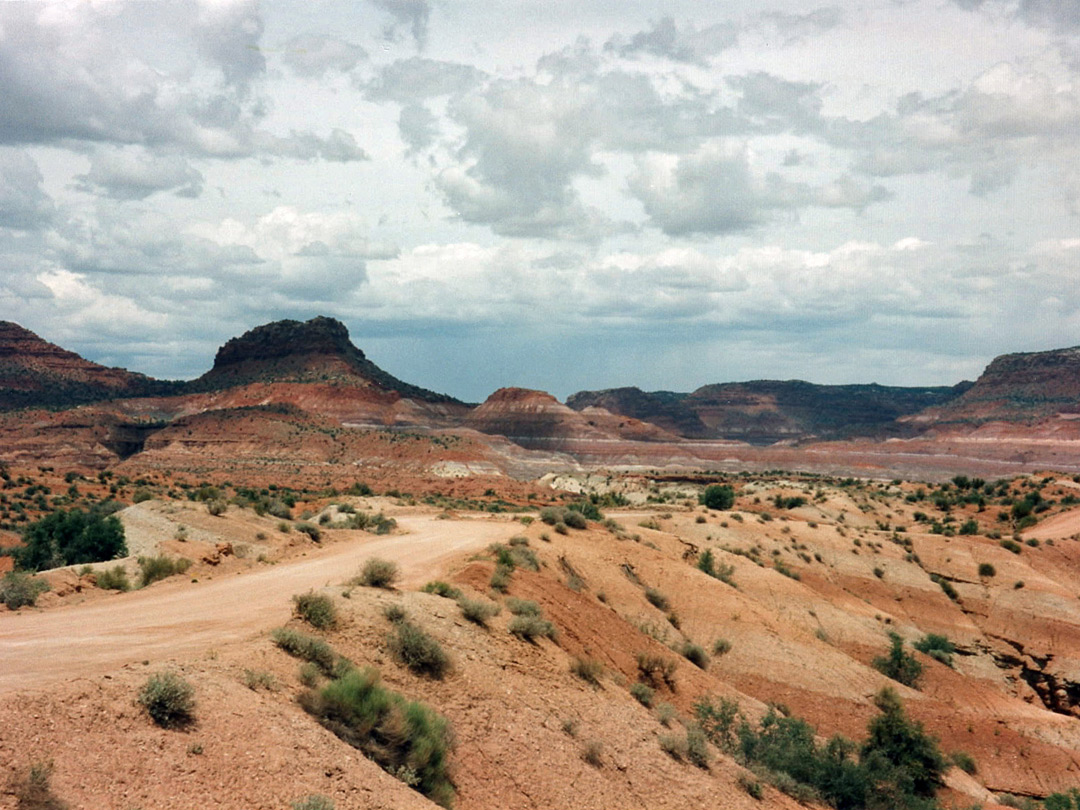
603,17,738,65
365,57,484,102
75,148,204,200
398,104,438,153
0,149,53,229
280,34,367,78
373,0,432,49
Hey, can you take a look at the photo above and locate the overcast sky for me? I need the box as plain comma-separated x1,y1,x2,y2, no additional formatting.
1,0,1079,401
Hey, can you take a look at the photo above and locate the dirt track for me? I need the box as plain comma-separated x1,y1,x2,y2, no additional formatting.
0,515,516,693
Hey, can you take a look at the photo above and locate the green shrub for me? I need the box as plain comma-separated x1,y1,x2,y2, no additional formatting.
562,510,587,530
694,695,740,753
133,488,153,504
421,581,462,599
139,670,195,728
1044,793,1075,810
243,669,277,691
291,796,334,810
489,564,512,592
713,638,732,656
581,739,603,767
554,522,569,535
644,587,670,611
685,724,711,768
1000,539,1022,554
271,627,338,675
873,632,923,688
388,621,449,679
656,702,678,727
206,499,226,516
458,595,500,626
681,641,709,669
950,750,977,775
383,603,407,623
0,570,49,609
701,484,735,510
295,522,322,542
659,732,688,760
356,558,399,588
914,633,956,668
293,591,337,630
94,565,130,591
506,597,540,616
12,760,68,810
508,613,557,641
930,573,960,602
298,662,321,687
570,657,603,685
137,555,192,587
630,682,655,707
15,507,127,571
978,562,996,577
739,773,764,799
301,667,454,808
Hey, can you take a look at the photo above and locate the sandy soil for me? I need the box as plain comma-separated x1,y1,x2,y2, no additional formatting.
0,514,517,693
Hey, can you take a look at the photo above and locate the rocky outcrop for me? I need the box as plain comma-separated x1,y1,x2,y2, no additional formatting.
190,317,462,404
569,380,970,444
909,346,1080,427
0,322,174,411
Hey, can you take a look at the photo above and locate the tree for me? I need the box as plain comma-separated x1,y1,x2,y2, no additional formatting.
700,484,735,511
872,632,922,688
860,687,946,809
15,508,127,571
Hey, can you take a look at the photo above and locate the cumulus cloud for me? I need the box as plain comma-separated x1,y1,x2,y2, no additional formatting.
0,149,53,229
365,57,484,102
604,17,738,65
373,0,432,49
280,34,367,77
75,148,204,200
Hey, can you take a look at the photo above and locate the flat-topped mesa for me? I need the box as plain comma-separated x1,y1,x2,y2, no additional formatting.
0,321,169,410
193,316,461,404
910,346,1080,426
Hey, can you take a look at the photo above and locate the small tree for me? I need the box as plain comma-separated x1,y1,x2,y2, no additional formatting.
700,484,735,511
860,687,946,803
873,632,922,688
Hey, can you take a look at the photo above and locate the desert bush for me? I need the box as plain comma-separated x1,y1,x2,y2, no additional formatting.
914,633,956,668
139,670,195,728
137,555,192,587
15,507,127,571
508,613,557,641
506,597,540,616
0,570,49,609
570,657,604,686
298,662,321,687
489,564,512,593
659,732,688,760
950,750,977,774
739,773,764,799
291,796,334,810
873,632,923,687
383,603,407,623
93,565,130,591
929,573,960,602
457,595,500,626
388,621,449,679
271,627,338,675
1000,539,1022,554
581,739,603,767
12,760,68,810
206,499,226,516
700,484,735,510
539,506,561,525
681,641,709,669
422,581,462,599
685,724,711,768
636,652,677,688
644,587,670,611
356,558,399,588
508,535,529,546
295,522,322,542
694,695,740,753
978,562,996,577
656,701,678,727
293,591,336,630
554,522,569,535
630,682,655,707
243,669,277,691
301,667,454,807
712,638,732,656
562,510,587,530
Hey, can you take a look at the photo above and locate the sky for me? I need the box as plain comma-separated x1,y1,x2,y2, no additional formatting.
1,0,1080,402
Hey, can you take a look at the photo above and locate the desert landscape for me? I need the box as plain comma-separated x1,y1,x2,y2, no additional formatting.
3,319,1080,809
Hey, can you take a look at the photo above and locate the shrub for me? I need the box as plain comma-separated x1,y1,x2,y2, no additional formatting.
292,796,334,810
694,695,740,753
15,507,127,571
681,641,709,669
630,682,655,707
712,638,732,657
0,570,49,609
506,597,541,616
422,581,462,600
930,573,960,602
272,627,338,675
562,510,587,530
636,652,677,688
94,565,130,591
388,621,450,679
951,750,977,774
489,564,512,592
137,555,191,587
12,760,68,810
458,595,500,626
685,724,711,768
739,773,764,799
873,632,923,688
301,667,454,808
139,670,195,728
554,522,569,535
659,732,688,760
978,562,996,577
570,657,604,686
701,484,735,510
383,603,407,623
243,669,277,691
508,614,557,641
914,633,956,668
1000,539,1022,554
656,701,678,726
206,499,226,516
582,739,603,767
293,591,337,630
644,587,670,611
298,662,321,687
861,687,946,802
356,558,399,588
295,522,322,542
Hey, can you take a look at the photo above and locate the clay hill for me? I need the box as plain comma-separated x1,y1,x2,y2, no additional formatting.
567,380,972,444
0,321,178,410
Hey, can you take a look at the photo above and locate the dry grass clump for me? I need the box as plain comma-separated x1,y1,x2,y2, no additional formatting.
139,670,196,728
354,558,399,588
292,591,337,629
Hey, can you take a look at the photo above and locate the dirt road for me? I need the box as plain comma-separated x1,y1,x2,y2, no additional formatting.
0,515,515,693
